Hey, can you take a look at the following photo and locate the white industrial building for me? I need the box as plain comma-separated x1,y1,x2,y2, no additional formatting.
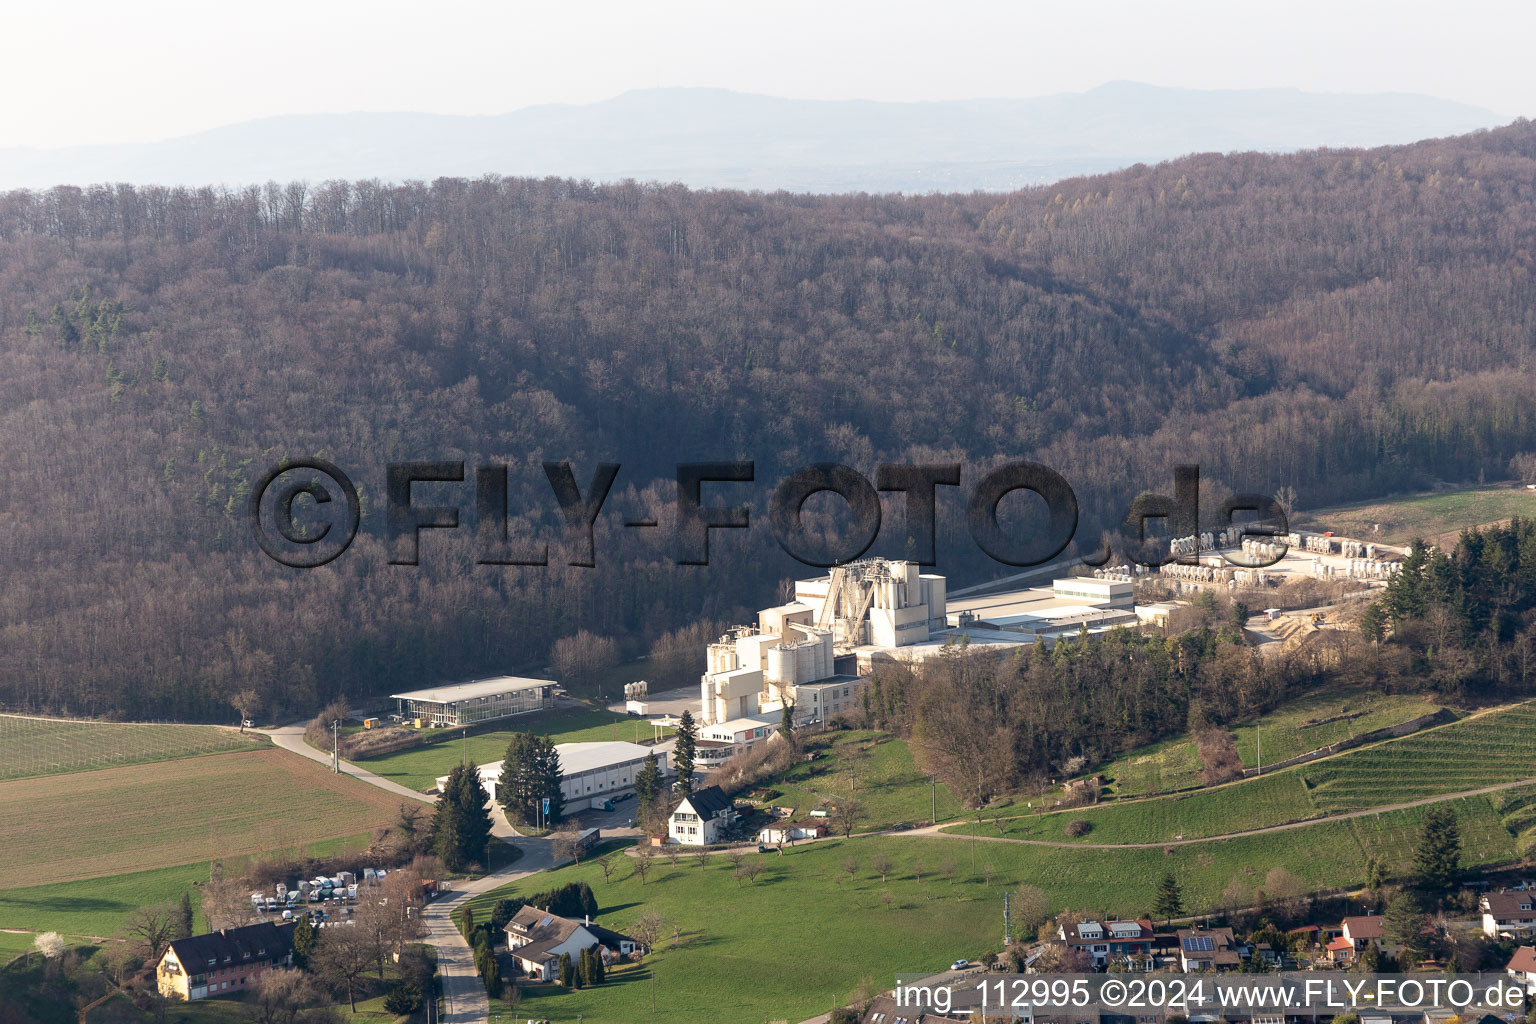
791,559,947,649
434,740,668,809
700,558,950,730
941,578,1139,641
390,676,556,728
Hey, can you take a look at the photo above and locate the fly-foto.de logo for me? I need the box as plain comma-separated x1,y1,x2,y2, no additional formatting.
248,460,1288,571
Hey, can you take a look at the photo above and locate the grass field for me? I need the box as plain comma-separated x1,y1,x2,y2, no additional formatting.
0,749,409,886
349,706,669,792
765,731,968,830
0,715,267,782
1298,485,1536,547
1101,687,1446,797
0,832,375,937
1100,736,1206,797
955,771,1319,845
1232,690,1447,768
0,930,43,962
463,793,1523,1024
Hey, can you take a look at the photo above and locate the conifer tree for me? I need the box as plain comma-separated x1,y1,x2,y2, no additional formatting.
1153,872,1184,925
674,710,698,796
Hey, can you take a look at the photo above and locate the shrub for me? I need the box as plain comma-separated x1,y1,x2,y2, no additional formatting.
1066,818,1092,838
384,984,422,1014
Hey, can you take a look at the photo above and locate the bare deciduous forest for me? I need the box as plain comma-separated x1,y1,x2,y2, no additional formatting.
4,120,1536,719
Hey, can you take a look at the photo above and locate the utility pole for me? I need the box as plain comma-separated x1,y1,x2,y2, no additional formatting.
332,720,340,774
930,774,938,825
462,728,467,765
1003,891,1011,947
1256,723,1262,776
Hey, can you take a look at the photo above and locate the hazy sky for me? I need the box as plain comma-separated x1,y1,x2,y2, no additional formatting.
4,0,1532,149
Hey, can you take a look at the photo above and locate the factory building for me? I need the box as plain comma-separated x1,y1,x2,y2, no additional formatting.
434,740,667,807
699,559,947,729
390,676,556,728
942,578,1139,640
701,607,866,729
790,559,947,649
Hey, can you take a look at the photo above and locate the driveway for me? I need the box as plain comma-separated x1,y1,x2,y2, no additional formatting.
425,836,560,1023
259,722,435,804
260,721,562,1023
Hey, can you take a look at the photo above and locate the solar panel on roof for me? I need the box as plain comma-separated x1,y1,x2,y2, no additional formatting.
1183,936,1214,951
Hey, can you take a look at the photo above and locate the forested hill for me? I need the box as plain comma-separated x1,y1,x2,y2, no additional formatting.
2,120,1536,719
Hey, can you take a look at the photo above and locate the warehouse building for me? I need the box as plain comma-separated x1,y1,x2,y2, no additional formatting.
390,676,556,727
435,740,668,807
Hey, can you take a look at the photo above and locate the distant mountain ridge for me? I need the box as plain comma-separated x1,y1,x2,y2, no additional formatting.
0,82,1510,193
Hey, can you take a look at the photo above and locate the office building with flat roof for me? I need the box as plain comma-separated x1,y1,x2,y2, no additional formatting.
390,676,556,727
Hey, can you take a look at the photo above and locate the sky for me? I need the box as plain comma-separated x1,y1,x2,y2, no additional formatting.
3,0,1533,150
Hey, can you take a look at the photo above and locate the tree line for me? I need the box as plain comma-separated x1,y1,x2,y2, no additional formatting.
4,121,1536,719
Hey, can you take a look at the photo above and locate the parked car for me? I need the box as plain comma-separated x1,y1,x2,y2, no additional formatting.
950,959,970,971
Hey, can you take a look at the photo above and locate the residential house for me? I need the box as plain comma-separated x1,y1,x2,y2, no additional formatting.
758,820,826,845
862,993,970,1023
1482,892,1536,937
1328,914,1385,962
1341,914,1384,949
503,905,644,982
156,921,294,1001
668,785,735,846
863,984,1031,1023
1057,919,1155,966
1250,942,1281,968
1176,927,1240,971
1507,945,1536,994
1325,936,1357,965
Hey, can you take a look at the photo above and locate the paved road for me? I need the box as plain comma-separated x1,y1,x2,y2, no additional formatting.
426,837,560,1024
259,721,563,1023
897,774,1536,849
259,723,437,804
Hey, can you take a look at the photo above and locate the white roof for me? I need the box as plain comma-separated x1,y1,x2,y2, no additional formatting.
556,741,659,775
704,716,776,735
436,743,662,790
391,675,555,703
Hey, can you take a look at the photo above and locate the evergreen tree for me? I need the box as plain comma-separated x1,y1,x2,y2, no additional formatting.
432,763,492,871
535,735,566,826
1153,872,1185,924
384,984,423,1014
674,710,698,797
291,914,315,969
635,751,662,820
430,776,466,871
498,732,537,825
175,892,194,939
1414,806,1462,892
578,947,593,987
590,947,605,984
499,732,564,827
558,951,575,987
1383,891,1431,959
1353,942,1382,973
1364,856,1385,891
455,761,494,867
780,699,797,744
